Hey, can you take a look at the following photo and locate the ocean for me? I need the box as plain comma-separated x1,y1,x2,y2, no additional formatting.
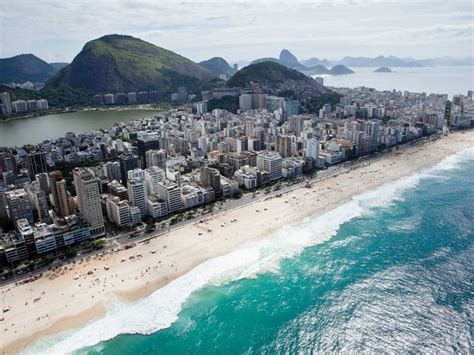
318,66,474,98
31,148,474,354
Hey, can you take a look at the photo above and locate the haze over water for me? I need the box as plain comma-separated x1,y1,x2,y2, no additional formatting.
321,66,474,98
32,148,474,354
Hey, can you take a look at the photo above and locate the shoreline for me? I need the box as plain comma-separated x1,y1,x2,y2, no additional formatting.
0,105,164,123
1,130,473,353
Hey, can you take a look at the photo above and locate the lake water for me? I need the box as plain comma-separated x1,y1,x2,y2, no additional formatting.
319,66,474,98
0,109,160,147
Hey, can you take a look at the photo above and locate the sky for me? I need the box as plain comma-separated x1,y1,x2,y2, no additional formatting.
0,0,472,64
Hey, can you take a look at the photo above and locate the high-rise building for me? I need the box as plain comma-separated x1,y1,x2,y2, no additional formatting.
12,100,28,113
145,149,167,170
157,181,182,213
27,100,38,112
26,151,48,179
127,175,148,217
137,136,160,168
25,181,50,222
48,171,71,217
127,92,137,104
0,92,13,114
5,189,34,225
36,99,49,110
73,168,105,237
305,138,320,160
289,116,304,135
239,94,252,111
256,151,282,181
276,135,292,158
35,172,50,194
0,187,9,221
103,94,114,105
200,166,222,198
0,152,18,174
119,153,138,186
144,166,166,195
107,180,128,201
102,161,121,182
283,100,300,116
106,195,132,228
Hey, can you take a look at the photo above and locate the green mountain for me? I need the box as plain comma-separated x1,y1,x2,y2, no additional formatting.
49,62,69,71
47,34,213,94
227,61,312,87
0,54,57,83
199,57,236,78
330,64,354,75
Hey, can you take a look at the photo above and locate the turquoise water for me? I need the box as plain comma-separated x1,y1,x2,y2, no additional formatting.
35,149,474,353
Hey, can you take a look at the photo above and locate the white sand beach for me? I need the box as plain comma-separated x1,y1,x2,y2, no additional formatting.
1,130,473,353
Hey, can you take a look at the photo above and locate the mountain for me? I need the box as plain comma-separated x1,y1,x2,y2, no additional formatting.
302,57,333,68
49,62,69,71
306,64,331,75
227,61,312,87
279,49,299,66
339,55,422,67
250,57,281,66
374,67,392,73
47,34,213,94
330,65,354,75
251,50,307,71
199,57,236,78
416,56,474,67
0,54,58,83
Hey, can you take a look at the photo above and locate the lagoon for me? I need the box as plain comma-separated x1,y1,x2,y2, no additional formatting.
0,109,160,147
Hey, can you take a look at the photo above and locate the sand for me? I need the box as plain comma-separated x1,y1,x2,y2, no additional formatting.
1,130,473,353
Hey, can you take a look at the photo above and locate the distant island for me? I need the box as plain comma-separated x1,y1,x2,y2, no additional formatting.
374,67,392,73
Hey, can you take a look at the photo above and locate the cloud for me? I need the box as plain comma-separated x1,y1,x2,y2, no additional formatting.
0,0,472,62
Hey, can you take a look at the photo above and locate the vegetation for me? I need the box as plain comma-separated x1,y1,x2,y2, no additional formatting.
47,34,213,94
0,54,59,83
199,57,236,77
302,92,342,113
227,61,308,87
206,95,239,113
0,84,94,110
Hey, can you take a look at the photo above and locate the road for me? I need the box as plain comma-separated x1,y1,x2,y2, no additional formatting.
0,133,442,287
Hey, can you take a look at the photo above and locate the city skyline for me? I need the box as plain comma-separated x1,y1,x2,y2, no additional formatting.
0,0,473,63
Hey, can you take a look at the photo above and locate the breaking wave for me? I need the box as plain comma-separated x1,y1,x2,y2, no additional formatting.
27,148,474,354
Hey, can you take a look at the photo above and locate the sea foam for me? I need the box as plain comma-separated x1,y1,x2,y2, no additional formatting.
27,148,474,354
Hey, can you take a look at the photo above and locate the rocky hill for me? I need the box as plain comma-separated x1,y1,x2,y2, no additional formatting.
199,57,236,78
46,34,213,94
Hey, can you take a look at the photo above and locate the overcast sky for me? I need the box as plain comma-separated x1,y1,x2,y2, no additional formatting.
0,0,472,63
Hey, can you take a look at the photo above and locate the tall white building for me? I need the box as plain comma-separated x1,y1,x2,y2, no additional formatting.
144,166,166,195
106,195,131,228
0,92,13,114
256,151,282,181
127,176,148,218
305,138,320,160
73,168,105,237
157,181,182,213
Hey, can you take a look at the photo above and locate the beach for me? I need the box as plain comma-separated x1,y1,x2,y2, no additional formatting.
1,130,473,353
